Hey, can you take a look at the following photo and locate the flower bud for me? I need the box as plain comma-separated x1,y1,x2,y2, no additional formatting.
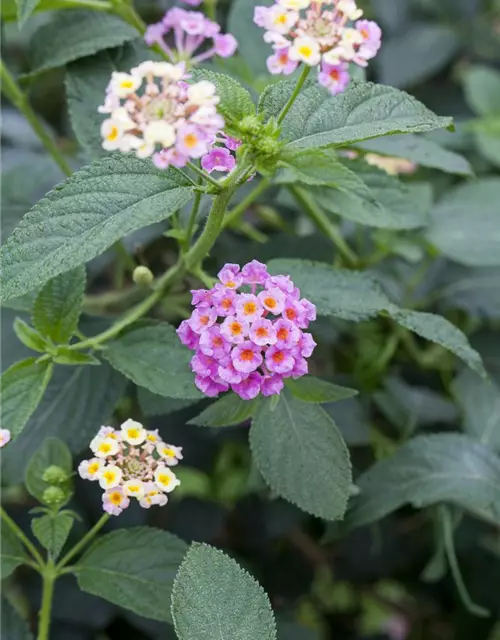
42,465,69,485
133,266,154,287
238,115,263,137
42,486,66,506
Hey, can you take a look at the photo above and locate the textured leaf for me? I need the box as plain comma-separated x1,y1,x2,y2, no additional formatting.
188,394,258,427
104,323,202,400
276,148,359,187
137,387,200,417
426,179,500,267
13,318,48,352
345,434,500,529
278,82,453,149
171,543,277,640
190,69,255,124
52,348,100,366
32,266,86,343
0,156,193,301
15,0,39,28
25,437,72,503
462,65,500,117
285,377,358,403
1,358,53,439
250,392,352,520
355,134,473,175
1,597,33,639
1,521,27,579
31,512,73,559
452,369,500,449
76,527,187,622
28,10,137,75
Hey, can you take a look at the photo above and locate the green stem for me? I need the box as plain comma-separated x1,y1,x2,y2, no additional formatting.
186,161,222,190
111,0,146,33
1,507,44,568
290,186,359,267
56,513,110,570
182,188,202,252
223,178,271,229
277,65,311,125
37,563,56,640
0,61,72,177
204,0,217,21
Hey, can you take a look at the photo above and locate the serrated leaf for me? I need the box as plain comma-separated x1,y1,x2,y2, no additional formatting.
452,369,500,449
462,65,500,117
137,387,200,417
103,323,203,400
32,266,86,343
271,81,453,149
52,348,100,366
1,597,33,639
285,377,358,403
189,393,258,427
27,10,137,75
75,527,187,622
344,433,500,529
276,148,366,187
0,156,193,302
426,179,500,267
1,358,53,439
31,512,73,559
25,437,72,503
190,68,255,125
13,318,48,352
15,0,40,28
250,392,352,520
1,520,28,579
171,543,277,640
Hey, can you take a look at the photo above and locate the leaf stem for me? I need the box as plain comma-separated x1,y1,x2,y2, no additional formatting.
186,161,222,190
289,186,359,267
223,177,271,229
56,513,110,571
1,506,45,568
277,65,311,126
0,61,72,177
182,188,203,252
37,561,56,640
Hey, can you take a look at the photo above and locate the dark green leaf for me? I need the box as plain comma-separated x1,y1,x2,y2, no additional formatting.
286,377,358,403
28,10,137,75
13,318,48,352
31,512,73,559
32,266,86,343
250,392,352,520
137,387,200,417
171,543,277,640
0,156,193,302
190,69,255,124
1,358,53,439
52,348,100,366
25,437,72,503
462,65,500,117
75,527,188,622
1,520,28,578
16,0,39,28
103,323,203,400
188,393,258,427
1,597,33,639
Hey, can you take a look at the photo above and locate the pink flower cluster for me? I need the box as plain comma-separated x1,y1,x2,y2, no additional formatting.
145,8,237,66
177,261,317,400
254,0,381,95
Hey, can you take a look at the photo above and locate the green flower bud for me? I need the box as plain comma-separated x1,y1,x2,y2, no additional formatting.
238,115,262,137
42,486,66,506
42,465,69,485
132,266,154,287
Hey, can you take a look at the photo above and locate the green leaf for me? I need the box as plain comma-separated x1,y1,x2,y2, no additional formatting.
16,0,40,29
286,377,358,403
188,394,259,427
426,179,500,266
190,68,255,125
52,348,100,366
75,527,188,622
475,131,500,169
1,597,33,639
103,323,203,400
171,543,277,640
250,392,352,520
462,65,500,117
1,358,53,439
32,266,86,343
276,148,365,187
0,156,193,302
31,512,73,559
273,82,453,149
344,433,500,529
28,10,137,76
452,369,500,450
13,318,49,352
1,521,28,578
137,387,200,417
435,265,500,320
355,134,473,176
25,437,72,503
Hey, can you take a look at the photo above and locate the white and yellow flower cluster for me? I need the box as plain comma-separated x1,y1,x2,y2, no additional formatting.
78,420,182,515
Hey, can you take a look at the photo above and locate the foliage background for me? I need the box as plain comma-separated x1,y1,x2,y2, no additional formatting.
2,0,500,638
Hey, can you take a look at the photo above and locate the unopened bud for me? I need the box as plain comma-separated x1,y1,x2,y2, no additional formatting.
42,465,69,485
42,486,66,506
239,115,262,136
133,266,154,287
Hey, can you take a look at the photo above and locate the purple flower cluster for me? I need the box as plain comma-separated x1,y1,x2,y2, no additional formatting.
145,8,237,66
177,261,317,400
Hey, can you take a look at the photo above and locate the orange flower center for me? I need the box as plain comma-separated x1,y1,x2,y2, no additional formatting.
221,298,232,309
256,327,268,338
240,349,254,361
243,302,257,315
277,328,288,341
230,323,242,335
330,69,340,81
110,492,122,504
264,297,277,309
200,315,209,325
184,133,198,148
273,351,285,363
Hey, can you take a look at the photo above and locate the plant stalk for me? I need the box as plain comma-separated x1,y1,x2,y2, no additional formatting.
56,513,110,570
277,65,311,125
223,178,271,229
1,507,45,568
37,565,55,640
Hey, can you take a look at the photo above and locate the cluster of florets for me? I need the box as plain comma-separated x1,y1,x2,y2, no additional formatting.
177,261,317,400
78,420,182,516
0,429,11,448
99,61,224,169
254,0,382,95
145,8,237,66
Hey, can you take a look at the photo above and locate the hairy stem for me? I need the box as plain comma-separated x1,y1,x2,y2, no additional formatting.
186,161,222,190
223,177,271,229
56,513,110,570
277,65,311,126
1,507,45,568
0,61,72,177
37,563,56,640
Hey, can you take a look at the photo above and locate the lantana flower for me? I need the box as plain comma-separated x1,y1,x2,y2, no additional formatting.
0,429,11,448
254,0,382,95
145,8,237,66
78,420,182,515
98,61,223,170
177,261,317,400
